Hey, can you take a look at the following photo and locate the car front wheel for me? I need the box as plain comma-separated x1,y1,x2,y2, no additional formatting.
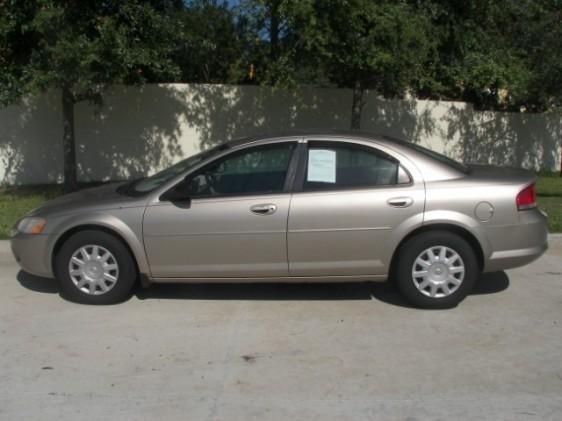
395,231,479,309
55,230,137,304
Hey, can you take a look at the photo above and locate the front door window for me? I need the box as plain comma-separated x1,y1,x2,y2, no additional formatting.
177,143,295,198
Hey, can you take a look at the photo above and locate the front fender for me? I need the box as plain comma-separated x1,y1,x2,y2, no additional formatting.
45,208,151,278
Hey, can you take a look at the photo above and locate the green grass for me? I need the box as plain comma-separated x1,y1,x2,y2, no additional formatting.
0,185,62,239
0,174,561,239
536,173,562,233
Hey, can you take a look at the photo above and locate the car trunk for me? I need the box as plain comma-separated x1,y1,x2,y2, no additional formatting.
465,164,536,186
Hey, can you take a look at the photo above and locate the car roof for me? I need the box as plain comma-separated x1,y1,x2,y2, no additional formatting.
227,129,387,146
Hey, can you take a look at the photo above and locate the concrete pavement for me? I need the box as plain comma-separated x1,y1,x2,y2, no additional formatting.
0,237,561,420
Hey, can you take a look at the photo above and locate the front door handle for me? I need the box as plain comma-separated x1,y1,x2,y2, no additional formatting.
250,203,277,215
387,197,413,208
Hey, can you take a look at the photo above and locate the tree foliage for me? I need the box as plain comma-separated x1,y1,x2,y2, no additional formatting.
412,0,562,111
174,1,242,83
1,0,182,190
316,1,434,93
232,0,324,86
1,0,181,104
3,0,562,109
232,0,562,113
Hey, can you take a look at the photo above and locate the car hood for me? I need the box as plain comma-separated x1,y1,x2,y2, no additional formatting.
29,183,147,217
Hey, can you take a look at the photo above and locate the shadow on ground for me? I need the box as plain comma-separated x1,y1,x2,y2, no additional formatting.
17,271,59,294
17,270,510,308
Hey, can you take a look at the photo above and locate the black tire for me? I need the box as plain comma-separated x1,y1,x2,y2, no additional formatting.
55,230,137,304
395,231,479,309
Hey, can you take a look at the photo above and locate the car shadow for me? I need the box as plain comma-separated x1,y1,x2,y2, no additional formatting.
135,271,510,307
135,281,385,301
470,271,511,295
17,270,510,308
17,271,59,294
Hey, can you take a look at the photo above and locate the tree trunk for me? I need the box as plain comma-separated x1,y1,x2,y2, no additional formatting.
269,0,280,62
62,87,78,192
350,80,364,130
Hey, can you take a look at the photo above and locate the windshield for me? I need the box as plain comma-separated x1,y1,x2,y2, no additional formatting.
121,146,224,195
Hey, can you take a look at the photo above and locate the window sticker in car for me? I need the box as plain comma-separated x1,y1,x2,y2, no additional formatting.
308,149,336,183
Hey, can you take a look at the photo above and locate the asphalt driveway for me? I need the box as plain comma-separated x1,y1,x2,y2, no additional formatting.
1,237,561,420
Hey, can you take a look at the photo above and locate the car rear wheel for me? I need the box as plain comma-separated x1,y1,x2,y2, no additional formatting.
55,230,137,304
395,231,479,309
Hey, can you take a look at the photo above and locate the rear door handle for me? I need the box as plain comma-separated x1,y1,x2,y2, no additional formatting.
387,197,413,208
250,203,277,215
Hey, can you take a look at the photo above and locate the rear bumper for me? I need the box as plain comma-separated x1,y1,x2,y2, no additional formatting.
11,233,54,278
486,241,548,272
483,208,549,272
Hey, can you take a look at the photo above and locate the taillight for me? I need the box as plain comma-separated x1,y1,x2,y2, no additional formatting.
516,183,536,210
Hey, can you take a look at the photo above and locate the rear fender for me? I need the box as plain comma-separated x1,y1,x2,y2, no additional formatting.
422,210,492,259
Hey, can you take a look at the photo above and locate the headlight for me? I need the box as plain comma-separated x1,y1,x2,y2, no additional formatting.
16,217,47,234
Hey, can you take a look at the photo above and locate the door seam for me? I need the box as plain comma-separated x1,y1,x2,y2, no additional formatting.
285,193,293,275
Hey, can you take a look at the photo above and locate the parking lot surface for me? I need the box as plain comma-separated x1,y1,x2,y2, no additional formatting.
1,237,561,420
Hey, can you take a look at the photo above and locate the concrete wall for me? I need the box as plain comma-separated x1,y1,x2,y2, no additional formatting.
1,83,560,184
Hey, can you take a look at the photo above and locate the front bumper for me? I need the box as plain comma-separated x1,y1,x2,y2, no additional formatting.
11,233,54,278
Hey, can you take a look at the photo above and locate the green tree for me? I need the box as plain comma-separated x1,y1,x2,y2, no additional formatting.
0,0,181,191
509,0,562,111
412,0,562,112
235,0,324,86
414,0,528,109
175,1,242,84
237,1,436,128
315,0,436,129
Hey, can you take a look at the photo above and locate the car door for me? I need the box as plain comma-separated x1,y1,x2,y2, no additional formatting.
287,139,425,277
143,141,298,279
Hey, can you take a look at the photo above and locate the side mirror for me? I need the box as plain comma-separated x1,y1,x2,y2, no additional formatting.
159,189,191,208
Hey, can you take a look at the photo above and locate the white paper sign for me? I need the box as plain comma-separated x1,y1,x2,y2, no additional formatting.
308,149,336,183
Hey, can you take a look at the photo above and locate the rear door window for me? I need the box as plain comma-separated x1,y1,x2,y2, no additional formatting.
303,141,409,191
